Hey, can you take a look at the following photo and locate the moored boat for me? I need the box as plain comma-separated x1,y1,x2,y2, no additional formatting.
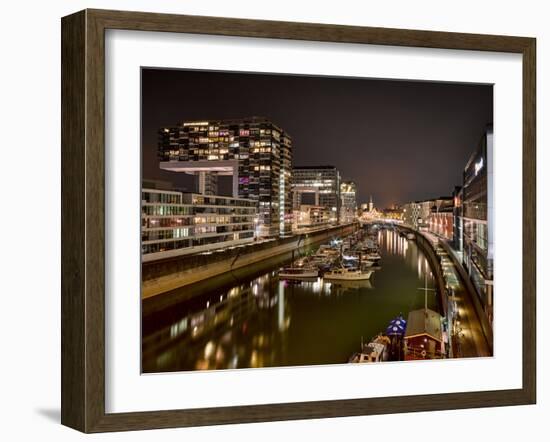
366,252,382,262
278,266,319,280
349,335,391,363
324,266,373,281
359,254,375,266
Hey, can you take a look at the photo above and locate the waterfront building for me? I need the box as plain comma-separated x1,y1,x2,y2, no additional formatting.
402,201,422,229
428,197,454,240
358,195,385,222
404,308,444,360
292,166,341,225
460,125,494,323
142,187,258,262
381,206,404,222
340,181,357,224
417,200,434,230
403,197,452,231
293,205,332,230
452,186,464,252
158,117,292,237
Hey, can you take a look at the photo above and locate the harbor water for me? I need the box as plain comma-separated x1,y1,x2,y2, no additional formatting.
142,228,437,372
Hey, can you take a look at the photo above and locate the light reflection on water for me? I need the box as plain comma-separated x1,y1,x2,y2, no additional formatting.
142,229,436,373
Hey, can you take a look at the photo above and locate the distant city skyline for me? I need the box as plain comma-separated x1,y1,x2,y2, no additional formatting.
142,69,492,208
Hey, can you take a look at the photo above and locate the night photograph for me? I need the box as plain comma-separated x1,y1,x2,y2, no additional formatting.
140,68,494,372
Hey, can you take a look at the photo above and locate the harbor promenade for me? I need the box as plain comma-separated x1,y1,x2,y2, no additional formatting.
421,231,492,358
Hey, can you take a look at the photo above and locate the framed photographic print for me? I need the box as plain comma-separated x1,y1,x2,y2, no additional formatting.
61,9,536,433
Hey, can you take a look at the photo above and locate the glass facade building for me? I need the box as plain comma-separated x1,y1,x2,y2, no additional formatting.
158,117,292,237
340,180,357,224
142,188,257,262
460,126,494,323
291,166,341,224
452,186,464,252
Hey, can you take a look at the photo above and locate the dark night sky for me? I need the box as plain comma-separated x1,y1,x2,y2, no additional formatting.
142,69,492,208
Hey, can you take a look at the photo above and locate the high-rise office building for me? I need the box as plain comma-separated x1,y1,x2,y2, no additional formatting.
158,117,292,237
291,166,341,224
340,181,357,224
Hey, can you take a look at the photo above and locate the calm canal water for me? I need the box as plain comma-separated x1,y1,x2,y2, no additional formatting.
142,228,437,372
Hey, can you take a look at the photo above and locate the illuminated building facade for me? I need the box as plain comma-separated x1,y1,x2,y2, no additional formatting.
428,198,454,240
292,166,341,224
340,181,357,224
461,126,494,323
381,207,404,221
452,186,464,251
403,197,452,231
293,205,332,230
158,117,292,237
402,201,422,229
142,188,257,262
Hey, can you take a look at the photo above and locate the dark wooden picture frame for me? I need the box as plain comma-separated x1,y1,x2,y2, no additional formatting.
61,8,536,433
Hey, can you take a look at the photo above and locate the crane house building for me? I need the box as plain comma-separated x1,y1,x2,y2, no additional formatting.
158,117,292,238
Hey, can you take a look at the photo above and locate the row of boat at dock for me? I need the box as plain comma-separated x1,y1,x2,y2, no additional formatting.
278,230,382,282
348,315,407,363
347,225,447,363
279,225,445,363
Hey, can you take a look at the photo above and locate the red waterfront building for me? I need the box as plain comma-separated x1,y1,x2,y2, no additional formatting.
404,308,445,360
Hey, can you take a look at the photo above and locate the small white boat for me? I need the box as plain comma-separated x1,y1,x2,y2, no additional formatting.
359,255,375,266
324,267,373,281
309,254,332,265
349,335,391,363
366,253,381,262
278,267,319,280
361,260,375,269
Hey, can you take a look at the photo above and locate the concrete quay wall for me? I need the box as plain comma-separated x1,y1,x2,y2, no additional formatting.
398,224,448,315
142,223,358,299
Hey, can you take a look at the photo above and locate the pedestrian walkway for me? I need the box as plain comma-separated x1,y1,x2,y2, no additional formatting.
421,231,491,358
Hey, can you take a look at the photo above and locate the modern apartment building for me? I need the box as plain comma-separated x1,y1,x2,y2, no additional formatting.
142,188,257,262
158,117,292,237
402,201,423,229
292,166,341,224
